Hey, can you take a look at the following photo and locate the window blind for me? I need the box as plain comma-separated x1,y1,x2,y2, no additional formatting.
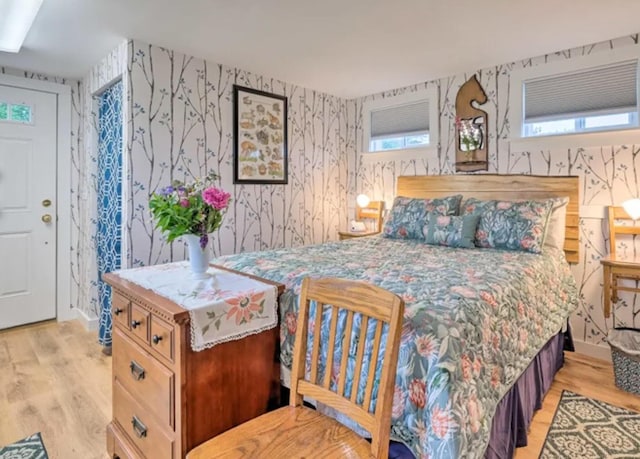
524,60,638,121
370,100,429,138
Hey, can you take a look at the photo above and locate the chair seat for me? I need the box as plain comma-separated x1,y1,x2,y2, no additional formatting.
187,406,373,459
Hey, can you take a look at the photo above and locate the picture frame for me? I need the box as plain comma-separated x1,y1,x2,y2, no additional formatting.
233,85,288,184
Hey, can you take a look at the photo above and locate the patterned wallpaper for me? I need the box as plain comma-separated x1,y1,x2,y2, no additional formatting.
125,40,354,268
353,34,640,349
4,32,639,354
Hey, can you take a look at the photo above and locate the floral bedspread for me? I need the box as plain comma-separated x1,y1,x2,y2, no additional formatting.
214,236,579,458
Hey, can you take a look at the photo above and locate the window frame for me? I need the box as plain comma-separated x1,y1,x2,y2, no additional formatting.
361,87,439,163
509,46,640,150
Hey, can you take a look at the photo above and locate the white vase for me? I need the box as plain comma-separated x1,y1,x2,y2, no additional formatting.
184,234,211,279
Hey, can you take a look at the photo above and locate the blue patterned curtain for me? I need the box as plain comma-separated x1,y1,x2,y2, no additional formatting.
97,81,123,347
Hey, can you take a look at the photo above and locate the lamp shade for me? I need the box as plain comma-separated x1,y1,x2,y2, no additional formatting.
623,198,640,220
356,194,370,208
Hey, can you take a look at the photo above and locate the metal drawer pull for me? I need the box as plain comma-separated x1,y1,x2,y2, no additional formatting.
152,334,163,345
129,360,145,381
131,319,141,329
131,415,147,438
114,307,123,316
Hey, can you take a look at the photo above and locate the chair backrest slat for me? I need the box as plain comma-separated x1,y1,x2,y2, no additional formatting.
350,314,368,404
337,310,354,397
363,320,383,411
309,300,324,384
323,305,340,389
289,277,404,459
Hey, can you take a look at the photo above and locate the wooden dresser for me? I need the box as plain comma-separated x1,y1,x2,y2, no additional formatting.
104,268,283,459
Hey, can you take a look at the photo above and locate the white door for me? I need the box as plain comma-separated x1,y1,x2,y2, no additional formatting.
0,85,57,329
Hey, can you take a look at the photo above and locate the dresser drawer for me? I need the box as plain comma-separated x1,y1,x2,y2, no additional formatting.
113,380,174,459
112,293,131,330
107,422,143,459
130,303,150,343
150,316,174,361
113,327,174,429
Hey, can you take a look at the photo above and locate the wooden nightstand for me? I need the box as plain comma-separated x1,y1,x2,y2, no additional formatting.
338,230,379,240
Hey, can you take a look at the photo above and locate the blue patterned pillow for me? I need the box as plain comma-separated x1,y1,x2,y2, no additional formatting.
424,214,480,248
473,200,554,253
461,198,497,217
383,195,462,240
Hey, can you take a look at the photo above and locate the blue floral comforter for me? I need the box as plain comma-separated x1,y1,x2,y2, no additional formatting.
214,236,579,458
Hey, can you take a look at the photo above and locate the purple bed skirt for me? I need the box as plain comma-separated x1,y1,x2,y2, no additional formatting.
389,331,566,459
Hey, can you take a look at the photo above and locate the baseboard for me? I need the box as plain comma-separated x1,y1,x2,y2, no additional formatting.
573,339,612,362
75,309,99,331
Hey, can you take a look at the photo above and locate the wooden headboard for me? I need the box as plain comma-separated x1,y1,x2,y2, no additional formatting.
397,174,580,263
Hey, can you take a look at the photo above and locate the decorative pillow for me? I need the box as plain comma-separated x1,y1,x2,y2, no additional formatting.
461,198,497,217
544,197,569,251
474,199,554,253
383,195,463,240
424,214,480,248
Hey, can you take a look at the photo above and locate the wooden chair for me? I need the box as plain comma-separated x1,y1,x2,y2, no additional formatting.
357,201,385,232
187,277,405,459
601,206,640,318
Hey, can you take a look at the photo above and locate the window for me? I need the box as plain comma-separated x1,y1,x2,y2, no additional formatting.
0,101,32,123
509,46,640,145
362,87,438,162
369,101,430,152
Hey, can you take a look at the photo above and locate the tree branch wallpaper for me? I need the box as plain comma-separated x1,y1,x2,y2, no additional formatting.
4,31,640,355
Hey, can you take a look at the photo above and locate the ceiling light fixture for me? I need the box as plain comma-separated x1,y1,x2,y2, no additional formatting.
0,0,44,53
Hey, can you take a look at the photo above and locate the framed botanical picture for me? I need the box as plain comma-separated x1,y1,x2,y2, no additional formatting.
233,85,288,184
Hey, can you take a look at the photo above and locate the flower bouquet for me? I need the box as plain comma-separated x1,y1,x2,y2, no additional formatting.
455,116,483,161
149,171,231,278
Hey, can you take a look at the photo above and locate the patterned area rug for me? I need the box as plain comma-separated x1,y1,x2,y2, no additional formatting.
0,433,49,459
540,390,640,458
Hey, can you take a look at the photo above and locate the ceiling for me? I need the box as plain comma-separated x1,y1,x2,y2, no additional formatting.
1,0,639,98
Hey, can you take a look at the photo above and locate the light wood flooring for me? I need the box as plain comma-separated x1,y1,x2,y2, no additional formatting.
0,320,111,459
1,321,639,459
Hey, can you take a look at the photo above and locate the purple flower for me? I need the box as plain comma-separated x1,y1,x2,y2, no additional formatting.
199,233,208,249
202,187,231,211
179,198,189,208
161,185,174,196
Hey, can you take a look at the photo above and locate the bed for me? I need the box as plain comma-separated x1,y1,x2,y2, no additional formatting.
213,174,580,458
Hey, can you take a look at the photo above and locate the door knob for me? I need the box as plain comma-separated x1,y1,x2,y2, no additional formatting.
41,214,52,223
42,199,52,207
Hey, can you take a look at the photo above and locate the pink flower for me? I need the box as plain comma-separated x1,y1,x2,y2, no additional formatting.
468,394,482,433
480,291,498,309
491,366,501,388
415,334,436,359
431,405,456,439
436,215,451,226
284,312,297,335
408,379,426,409
461,354,472,381
179,198,189,208
472,357,482,377
392,385,406,419
202,187,231,210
